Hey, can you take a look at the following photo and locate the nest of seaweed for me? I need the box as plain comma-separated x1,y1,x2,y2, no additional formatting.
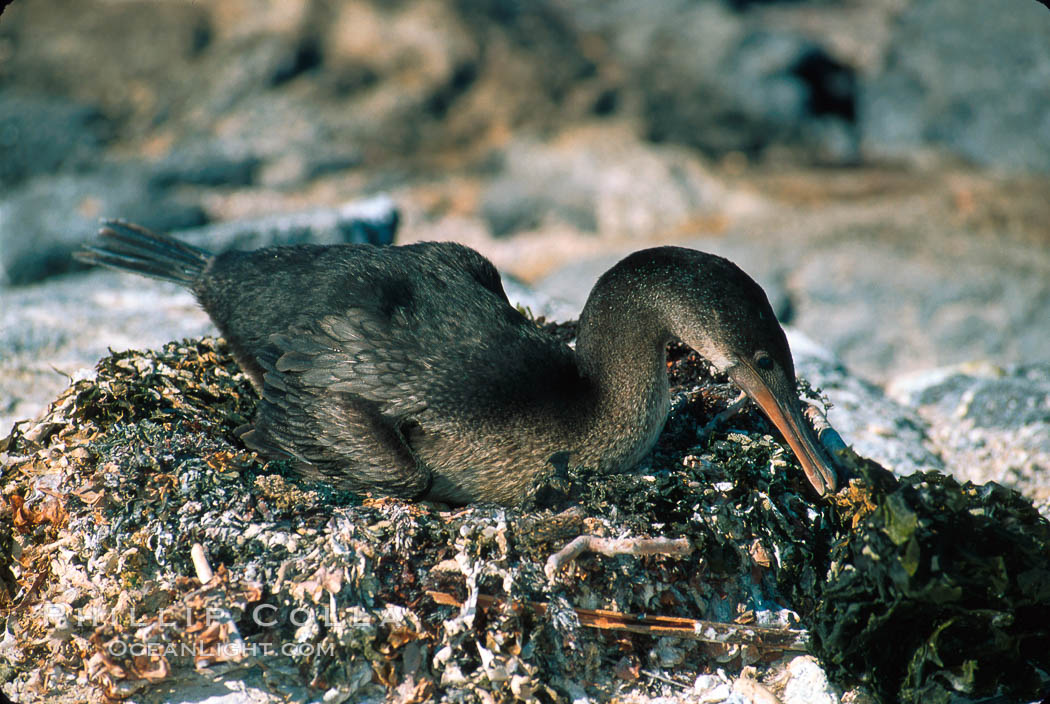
1,332,1048,704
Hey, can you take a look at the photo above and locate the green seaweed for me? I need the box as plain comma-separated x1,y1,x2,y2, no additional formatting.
788,460,1050,703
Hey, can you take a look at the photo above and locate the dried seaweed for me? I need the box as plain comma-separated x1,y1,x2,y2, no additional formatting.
1,332,1048,703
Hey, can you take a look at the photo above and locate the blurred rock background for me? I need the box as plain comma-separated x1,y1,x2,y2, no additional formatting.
1,0,1049,493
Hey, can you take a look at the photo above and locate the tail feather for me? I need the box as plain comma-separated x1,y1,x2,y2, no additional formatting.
76,219,211,286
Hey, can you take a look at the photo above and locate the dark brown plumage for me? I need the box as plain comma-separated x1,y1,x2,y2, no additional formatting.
77,220,837,505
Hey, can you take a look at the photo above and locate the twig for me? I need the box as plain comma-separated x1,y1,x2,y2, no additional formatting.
640,669,692,690
697,391,749,444
545,535,693,579
271,558,295,595
802,403,848,456
427,591,809,652
41,535,78,554
190,543,214,584
187,543,247,668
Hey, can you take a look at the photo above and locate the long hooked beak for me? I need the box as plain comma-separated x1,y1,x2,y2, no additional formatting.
729,366,838,496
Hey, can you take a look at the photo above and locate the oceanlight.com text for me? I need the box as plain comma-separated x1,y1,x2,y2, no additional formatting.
105,641,334,658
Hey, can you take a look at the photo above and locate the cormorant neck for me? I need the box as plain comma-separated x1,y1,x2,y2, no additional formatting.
576,303,671,395
575,257,674,389
572,283,673,469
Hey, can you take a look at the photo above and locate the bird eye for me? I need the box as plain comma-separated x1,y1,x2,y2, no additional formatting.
755,352,774,370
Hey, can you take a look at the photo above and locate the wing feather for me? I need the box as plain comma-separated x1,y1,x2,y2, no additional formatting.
243,311,432,497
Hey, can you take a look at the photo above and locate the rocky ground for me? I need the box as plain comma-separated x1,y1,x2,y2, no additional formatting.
2,0,1050,702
